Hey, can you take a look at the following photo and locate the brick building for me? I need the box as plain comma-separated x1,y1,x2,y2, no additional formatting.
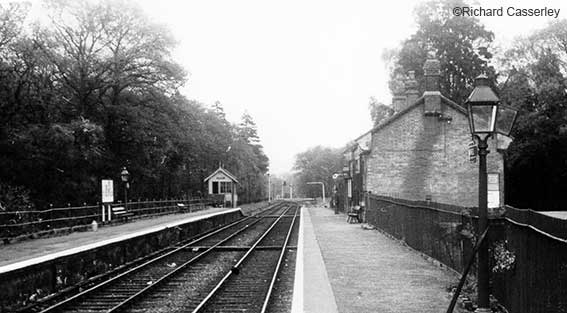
346,54,510,208
342,132,371,208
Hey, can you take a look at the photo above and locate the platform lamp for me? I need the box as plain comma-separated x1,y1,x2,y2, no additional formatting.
120,167,130,210
466,74,517,313
342,165,351,211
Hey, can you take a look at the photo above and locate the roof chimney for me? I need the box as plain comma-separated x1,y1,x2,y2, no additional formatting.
423,51,441,115
405,71,419,108
391,74,407,112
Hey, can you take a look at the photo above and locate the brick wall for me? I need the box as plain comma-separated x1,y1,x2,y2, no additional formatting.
366,101,504,207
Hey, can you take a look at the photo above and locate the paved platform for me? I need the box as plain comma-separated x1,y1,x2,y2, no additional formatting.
0,207,242,271
296,206,461,313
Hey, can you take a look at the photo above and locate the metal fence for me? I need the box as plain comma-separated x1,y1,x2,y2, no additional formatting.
365,195,567,313
492,206,567,313
0,197,222,241
366,195,474,273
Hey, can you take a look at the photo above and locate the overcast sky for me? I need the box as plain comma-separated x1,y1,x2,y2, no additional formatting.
25,0,567,174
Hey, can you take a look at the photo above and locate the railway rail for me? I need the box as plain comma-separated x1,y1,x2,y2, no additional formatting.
28,201,300,313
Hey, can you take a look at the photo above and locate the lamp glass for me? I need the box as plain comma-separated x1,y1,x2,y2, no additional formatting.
468,103,497,134
496,105,518,136
120,168,129,182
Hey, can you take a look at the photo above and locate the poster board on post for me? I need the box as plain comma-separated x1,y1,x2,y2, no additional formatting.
101,179,114,222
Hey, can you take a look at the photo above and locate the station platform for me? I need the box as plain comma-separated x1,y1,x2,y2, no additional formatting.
294,206,462,313
0,206,242,272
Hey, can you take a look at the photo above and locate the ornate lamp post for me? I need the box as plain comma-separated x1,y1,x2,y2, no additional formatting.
120,167,130,210
466,74,517,313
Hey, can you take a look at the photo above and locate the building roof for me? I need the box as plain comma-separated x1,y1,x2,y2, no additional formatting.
346,93,467,151
344,130,372,154
203,167,239,183
369,94,467,135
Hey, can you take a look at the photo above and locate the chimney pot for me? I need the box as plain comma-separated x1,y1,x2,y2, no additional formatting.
423,51,442,114
405,71,419,107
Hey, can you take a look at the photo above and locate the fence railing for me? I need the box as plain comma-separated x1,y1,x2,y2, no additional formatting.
366,194,474,273
0,197,223,241
492,205,567,313
365,194,567,313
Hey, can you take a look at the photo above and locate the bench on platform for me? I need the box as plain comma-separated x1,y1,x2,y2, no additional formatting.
347,206,363,223
112,206,134,222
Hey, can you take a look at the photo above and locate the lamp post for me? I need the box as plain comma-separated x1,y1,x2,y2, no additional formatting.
120,167,130,210
466,74,517,313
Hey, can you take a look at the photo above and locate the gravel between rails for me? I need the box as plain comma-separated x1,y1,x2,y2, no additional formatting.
266,249,297,313
125,251,245,313
55,250,201,312
257,217,294,247
201,250,282,313
219,217,277,247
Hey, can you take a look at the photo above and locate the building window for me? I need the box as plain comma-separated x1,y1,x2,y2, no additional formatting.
220,181,232,193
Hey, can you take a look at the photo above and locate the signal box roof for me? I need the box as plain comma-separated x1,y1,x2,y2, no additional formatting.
203,167,239,183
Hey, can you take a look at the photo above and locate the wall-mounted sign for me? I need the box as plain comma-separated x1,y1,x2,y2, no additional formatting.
347,180,352,198
487,173,500,208
468,141,477,163
214,175,227,180
101,179,114,203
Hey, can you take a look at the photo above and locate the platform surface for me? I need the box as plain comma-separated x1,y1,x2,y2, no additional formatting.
298,206,462,313
0,207,241,272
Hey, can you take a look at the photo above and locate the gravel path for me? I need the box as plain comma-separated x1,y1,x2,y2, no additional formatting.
308,206,460,313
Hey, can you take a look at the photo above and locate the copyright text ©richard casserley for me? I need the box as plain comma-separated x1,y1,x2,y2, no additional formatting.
452,7,560,18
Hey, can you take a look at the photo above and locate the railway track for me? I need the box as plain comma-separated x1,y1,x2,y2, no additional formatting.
31,202,300,313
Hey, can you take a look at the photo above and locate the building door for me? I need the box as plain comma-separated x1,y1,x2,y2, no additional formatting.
212,181,219,194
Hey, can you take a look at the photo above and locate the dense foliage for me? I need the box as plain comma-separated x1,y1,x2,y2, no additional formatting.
368,96,394,127
384,0,494,105
498,21,567,211
0,1,269,209
292,146,343,198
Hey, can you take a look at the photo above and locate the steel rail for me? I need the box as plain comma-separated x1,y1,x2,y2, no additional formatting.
39,202,285,313
106,204,290,312
190,204,297,313
259,205,299,313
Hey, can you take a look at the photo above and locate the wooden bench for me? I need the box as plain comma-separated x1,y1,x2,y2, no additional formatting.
347,206,363,223
112,206,134,222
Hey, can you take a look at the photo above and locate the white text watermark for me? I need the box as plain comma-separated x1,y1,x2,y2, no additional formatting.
452,7,560,18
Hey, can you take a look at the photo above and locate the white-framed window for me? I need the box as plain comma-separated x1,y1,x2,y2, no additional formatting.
220,181,232,193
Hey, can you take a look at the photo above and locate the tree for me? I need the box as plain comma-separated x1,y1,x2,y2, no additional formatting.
229,112,269,203
0,0,271,208
385,0,494,104
499,34,567,211
36,0,186,117
293,146,343,198
368,96,394,126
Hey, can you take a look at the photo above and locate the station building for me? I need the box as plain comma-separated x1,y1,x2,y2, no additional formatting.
204,166,239,208
344,54,511,209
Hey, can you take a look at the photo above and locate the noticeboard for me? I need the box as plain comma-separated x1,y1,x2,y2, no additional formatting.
487,173,500,208
101,179,114,203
